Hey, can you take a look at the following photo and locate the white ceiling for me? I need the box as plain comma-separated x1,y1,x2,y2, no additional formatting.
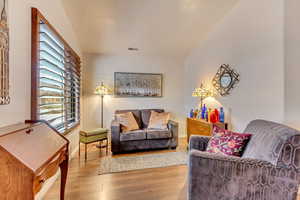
62,0,239,57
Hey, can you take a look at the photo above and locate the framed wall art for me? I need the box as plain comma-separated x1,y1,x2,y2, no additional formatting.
114,72,163,97
0,0,9,105
212,64,240,96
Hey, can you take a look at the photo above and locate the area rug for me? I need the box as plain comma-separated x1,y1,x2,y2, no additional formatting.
99,151,188,175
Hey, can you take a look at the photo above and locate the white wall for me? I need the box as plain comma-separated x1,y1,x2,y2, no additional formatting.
82,53,186,137
1,0,80,126
1,0,82,154
0,0,81,199
284,0,300,130
184,0,285,132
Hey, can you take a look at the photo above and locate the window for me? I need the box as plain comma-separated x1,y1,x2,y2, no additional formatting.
31,8,81,133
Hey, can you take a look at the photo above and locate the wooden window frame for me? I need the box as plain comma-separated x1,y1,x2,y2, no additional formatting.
31,8,81,134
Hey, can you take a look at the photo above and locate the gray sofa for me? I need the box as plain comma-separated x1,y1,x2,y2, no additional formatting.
111,109,178,154
188,119,300,200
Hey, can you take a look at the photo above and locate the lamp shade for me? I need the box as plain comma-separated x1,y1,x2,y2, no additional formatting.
95,82,112,96
192,83,214,99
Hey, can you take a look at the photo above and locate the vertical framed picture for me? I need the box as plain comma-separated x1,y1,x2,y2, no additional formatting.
0,0,9,105
114,72,163,97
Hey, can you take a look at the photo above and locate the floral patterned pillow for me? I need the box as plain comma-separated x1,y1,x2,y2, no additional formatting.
206,125,252,157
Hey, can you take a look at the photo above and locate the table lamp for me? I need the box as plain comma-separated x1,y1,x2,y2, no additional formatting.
192,83,215,109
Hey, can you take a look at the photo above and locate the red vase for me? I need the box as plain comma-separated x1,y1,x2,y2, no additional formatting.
210,112,218,123
214,109,220,122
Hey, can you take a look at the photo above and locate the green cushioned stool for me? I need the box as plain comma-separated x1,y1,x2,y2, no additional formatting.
79,128,108,161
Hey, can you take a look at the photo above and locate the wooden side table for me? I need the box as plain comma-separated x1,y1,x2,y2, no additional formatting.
186,118,228,142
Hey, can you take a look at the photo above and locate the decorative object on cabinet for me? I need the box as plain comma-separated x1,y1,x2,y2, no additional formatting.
219,107,225,123
201,104,207,119
192,83,214,109
190,105,224,123
114,72,163,97
0,120,69,200
0,0,9,105
209,109,220,123
95,82,112,128
212,64,240,96
189,109,194,118
186,117,228,143
79,128,108,161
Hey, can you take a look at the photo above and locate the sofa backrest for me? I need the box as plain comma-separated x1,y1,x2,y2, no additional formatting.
141,109,164,128
115,110,142,128
242,120,300,169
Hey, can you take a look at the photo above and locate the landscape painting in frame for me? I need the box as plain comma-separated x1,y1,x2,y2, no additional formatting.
0,0,9,105
114,72,163,97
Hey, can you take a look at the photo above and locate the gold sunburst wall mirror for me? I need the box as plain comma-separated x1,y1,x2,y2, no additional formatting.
0,0,9,105
212,64,240,96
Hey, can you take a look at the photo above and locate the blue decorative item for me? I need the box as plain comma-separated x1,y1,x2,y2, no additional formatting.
197,110,201,119
201,104,207,119
205,110,208,122
220,107,225,123
190,109,194,118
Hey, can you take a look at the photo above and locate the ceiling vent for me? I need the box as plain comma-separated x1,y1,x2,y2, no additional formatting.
128,48,139,51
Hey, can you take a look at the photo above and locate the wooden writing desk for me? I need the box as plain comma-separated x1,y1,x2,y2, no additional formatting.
0,121,69,200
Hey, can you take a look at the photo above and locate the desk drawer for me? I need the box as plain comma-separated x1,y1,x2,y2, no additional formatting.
33,147,67,194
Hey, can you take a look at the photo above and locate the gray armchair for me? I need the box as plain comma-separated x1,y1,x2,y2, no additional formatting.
111,109,179,154
188,120,300,200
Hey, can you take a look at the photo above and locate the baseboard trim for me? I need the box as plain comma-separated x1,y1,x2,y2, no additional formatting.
70,146,79,160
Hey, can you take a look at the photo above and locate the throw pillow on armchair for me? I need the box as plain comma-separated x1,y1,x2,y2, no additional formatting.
206,125,252,157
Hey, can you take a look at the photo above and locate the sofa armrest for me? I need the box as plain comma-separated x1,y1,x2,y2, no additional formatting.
168,120,178,127
111,120,121,153
189,135,211,151
188,150,300,200
168,120,178,148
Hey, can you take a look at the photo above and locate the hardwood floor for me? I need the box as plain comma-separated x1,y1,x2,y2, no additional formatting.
44,138,300,200
44,139,188,200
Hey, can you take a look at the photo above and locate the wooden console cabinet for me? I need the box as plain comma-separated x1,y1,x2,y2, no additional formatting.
0,121,69,200
187,118,228,142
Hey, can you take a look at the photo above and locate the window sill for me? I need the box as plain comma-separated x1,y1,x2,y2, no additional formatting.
62,123,80,136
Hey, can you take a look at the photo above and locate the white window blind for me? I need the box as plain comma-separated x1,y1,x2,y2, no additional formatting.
34,18,80,133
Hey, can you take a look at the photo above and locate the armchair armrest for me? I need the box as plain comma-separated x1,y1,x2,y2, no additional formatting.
168,120,179,148
189,135,211,151
188,150,300,200
111,120,121,153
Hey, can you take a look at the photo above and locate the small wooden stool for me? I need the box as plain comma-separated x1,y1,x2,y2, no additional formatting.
79,128,108,161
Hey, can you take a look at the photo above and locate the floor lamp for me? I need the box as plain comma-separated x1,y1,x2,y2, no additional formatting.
95,82,111,128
